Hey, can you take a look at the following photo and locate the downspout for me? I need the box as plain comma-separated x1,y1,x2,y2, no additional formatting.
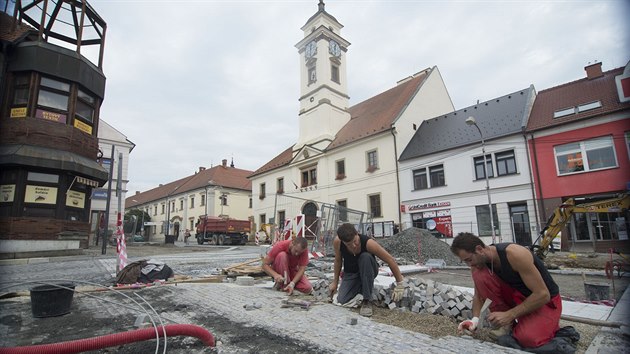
530,133,546,222
391,127,402,229
523,133,540,235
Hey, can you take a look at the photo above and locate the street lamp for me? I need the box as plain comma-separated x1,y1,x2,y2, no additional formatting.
466,116,497,244
204,180,214,240
131,199,145,237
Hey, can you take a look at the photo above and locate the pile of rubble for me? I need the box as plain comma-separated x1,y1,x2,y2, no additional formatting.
378,228,462,266
309,277,474,322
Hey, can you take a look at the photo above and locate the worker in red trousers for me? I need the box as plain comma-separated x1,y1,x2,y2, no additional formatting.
262,237,312,295
451,232,579,354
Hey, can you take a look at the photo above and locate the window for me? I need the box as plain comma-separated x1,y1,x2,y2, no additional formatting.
336,160,346,179
577,101,601,113
429,164,445,187
413,168,428,190
180,200,184,210
201,194,206,206
308,66,316,84
277,178,284,194
220,194,227,206
369,194,382,218
259,183,266,199
337,200,348,221
190,219,194,230
301,166,317,187
474,154,494,180
38,77,70,112
496,150,517,176
367,150,378,172
259,214,266,226
75,88,96,123
249,197,252,208
12,73,30,106
154,205,158,216
555,136,617,175
278,210,286,228
161,204,165,214
190,197,195,208
553,107,575,119
475,204,500,237
171,201,175,212
331,64,339,83
27,172,59,183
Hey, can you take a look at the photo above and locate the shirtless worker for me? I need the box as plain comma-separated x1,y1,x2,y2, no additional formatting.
450,232,579,353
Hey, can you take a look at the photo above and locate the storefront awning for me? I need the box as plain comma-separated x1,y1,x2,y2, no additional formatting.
0,144,108,185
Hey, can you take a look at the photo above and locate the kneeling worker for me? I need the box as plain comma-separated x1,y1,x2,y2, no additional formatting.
329,223,405,317
262,237,312,295
451,232,578,353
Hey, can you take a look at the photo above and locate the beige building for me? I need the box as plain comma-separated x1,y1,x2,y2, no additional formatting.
125,159,252,242
249,2,454,236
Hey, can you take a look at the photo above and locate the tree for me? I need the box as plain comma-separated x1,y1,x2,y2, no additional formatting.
124,209,151,234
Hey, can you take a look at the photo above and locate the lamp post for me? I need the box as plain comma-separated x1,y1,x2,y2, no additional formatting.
466,116,497,244
204,180,214,240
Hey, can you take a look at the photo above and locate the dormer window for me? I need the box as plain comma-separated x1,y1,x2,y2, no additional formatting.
577,101,602,112
553,107,575,118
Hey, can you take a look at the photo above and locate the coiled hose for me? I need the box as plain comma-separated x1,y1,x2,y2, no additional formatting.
0,324,215,354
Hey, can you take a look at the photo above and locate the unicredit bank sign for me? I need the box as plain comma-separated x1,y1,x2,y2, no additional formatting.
403,201,451,212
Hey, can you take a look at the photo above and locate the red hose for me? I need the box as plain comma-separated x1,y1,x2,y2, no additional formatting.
0,324,215,354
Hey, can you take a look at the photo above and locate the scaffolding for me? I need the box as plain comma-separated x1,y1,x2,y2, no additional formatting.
272,194,372,256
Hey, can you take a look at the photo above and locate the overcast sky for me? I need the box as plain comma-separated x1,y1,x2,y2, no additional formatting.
89,0,629,194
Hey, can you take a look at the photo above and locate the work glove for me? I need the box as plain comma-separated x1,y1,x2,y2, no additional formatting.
392,281,405,302
458,317,479,333
283,281,296,295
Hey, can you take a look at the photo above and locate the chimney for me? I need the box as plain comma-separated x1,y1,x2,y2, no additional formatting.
222,159,227,167
135,191,140,195
230,157,234,168
585,62,603,80
199,166,206,172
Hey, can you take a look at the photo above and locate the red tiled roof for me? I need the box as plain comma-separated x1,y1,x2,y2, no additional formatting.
126,164,252,208
527,66,629,131
0,11,36,43
249,69,431,177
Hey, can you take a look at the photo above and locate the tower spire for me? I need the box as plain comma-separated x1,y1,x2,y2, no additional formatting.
318,0,325,12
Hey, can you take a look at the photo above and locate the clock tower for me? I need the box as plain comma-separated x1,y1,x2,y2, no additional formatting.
295,0,351,150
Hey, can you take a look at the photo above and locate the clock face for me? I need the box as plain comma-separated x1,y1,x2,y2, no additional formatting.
305,41,317,58
329,40,341,57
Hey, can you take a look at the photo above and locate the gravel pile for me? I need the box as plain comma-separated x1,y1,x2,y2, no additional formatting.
377,228,463,266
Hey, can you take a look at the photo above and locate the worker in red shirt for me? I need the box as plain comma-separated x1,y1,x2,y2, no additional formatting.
262,237,312,295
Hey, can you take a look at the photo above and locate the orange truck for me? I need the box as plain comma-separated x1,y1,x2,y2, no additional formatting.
195,216,250,245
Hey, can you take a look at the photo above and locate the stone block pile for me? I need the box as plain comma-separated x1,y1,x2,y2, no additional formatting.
375,277,474,321
311,278,332,301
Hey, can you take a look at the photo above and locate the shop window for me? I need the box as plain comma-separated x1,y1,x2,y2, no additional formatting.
475,204,500,237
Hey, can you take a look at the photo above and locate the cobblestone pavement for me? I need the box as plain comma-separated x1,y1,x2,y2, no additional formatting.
166,282,524,354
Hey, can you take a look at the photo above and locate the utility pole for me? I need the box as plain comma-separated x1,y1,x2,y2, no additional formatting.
102,145,115,255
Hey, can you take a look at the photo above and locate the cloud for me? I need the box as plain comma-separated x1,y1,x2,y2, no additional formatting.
91,0,629,193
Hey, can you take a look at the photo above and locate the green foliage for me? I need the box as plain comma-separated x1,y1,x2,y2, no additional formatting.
124,209,151,234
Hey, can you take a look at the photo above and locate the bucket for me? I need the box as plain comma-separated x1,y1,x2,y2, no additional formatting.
583,282,610,301
30,283,75,318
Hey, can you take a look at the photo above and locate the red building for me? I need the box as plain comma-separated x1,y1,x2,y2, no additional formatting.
527,62,630,253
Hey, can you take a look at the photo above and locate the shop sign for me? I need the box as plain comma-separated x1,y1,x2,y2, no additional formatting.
407,201,451,211
73,119,93,134
25,185,57,204
10,107,27,118
66,190,85,208
36,109,67,123
1,184,15,202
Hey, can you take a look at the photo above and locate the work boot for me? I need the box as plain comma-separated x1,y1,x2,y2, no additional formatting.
555,326,580,344
524,337,576,354
359,300,373,317
488,324,513,340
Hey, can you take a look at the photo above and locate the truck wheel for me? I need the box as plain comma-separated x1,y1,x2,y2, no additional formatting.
197,237,204,245
212,235,218,245
218,235,225,245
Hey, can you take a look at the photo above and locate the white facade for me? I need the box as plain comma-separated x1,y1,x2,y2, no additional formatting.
89,120,135,244
399,134,539,246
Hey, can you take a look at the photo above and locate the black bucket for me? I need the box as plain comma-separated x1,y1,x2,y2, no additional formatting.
30,283,75,318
